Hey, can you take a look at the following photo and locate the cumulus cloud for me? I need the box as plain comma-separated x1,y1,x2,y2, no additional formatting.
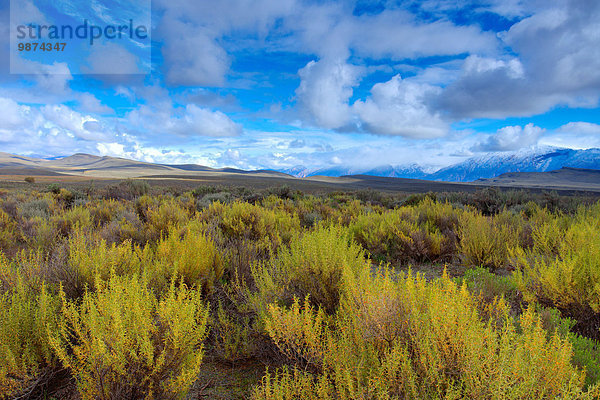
0,98,29,130
440,0,600,118
160,19,230,87
127,102,242,138
0,97,117,156
296,59,363,129
354,75,447,138
83,43,143,75
296,66,448,138
541,122,600,149
473,123,543,152
77,93,114,114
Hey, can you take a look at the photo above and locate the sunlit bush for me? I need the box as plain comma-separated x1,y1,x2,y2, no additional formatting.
513,204,600,337
255,268,597,399
251,225,366,315
0,276,59,398
201,201,301,256
49,274,209,400
458,209,522,270
350,200,459,264
154,228,224,293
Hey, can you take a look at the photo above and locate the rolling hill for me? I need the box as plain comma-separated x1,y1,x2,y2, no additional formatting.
0,150,599,193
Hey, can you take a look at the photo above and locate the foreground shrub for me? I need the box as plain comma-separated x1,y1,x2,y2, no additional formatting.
251,225,366,315
538,307,600,388
65,231,152,297
513,204,600,338
459,267,521,314
254,268,598,399
50,274,209,400
0,277,59,398
458,209,522,270
350,200,458,264
154,229,224,293
0,209,23,256
201,201,301,256
211,301,254,364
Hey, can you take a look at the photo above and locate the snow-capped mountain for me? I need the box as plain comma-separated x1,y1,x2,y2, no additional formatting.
430,147,600,182
283,164,430,179
282,147,600,182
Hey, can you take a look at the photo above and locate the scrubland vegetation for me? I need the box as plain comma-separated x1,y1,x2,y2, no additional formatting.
0,181,599,399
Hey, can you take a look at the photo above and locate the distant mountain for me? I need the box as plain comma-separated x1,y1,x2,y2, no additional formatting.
0,153,289,179
283,164,430,179
283,147,600,182
2,147,599,185
430,147,600,182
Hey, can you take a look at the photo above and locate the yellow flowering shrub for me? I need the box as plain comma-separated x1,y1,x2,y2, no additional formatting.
49,273,209,400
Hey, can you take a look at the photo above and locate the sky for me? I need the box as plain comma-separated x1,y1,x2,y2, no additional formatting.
0,0,599,172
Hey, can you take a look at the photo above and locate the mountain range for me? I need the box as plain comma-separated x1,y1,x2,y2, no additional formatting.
283,147,600,182
0,147,599,193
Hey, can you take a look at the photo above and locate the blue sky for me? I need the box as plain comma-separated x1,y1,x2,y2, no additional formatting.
0,0,599,172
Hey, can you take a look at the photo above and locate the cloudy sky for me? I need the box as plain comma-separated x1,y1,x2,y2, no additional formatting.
0,0,599,172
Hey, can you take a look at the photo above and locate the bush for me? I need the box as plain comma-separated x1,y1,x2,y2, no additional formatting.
143,197,192,241
196,192,232,209
255,269,598,399
201,201,301,256
350,200,459,264
49,273,209,400
50,206,93,237
19,198,51,220
24,176,35,184
0,278,59,398
154,228,224,294
103,179,150,200
65,231,152,297
458,209,522,270
460,267,519,303
251,225,366,315
0,209,23,256
211,301,254,364
513,204,600,338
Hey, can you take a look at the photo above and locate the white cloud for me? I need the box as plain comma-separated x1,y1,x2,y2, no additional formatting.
0,97,117,156
440,0,600,118
0,98,28,130
354,75,447,138
296,59,363,129
77,93,114,114
127,102,241,138
474,123,543,152
159,18,230,87
541,122,600,149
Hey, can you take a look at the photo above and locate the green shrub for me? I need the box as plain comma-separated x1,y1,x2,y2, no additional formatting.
513,204,600,338
0,277,59,398
154,228,224,294
255,269,597,399
460,267,520,309
251,225,366,315
458,209,522,270
19,198,51,220
49,273,209,400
